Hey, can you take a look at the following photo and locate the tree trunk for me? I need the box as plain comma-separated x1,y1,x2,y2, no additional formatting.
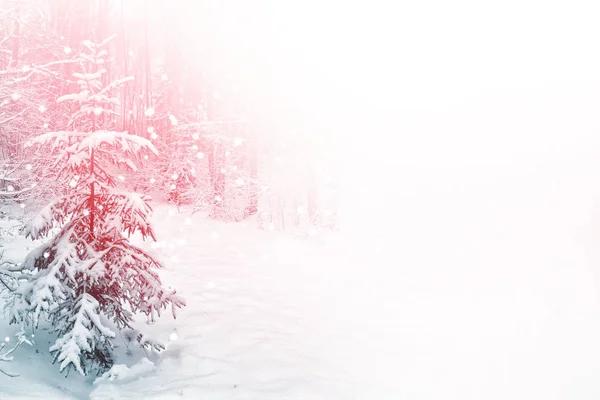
89,148,95,238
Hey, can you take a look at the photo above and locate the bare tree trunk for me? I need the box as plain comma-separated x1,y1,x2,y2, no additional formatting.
89,148,95,238
244,130,258,218
208,140,225,218
307,165,318,226
11,3,19,67
163,3,181,143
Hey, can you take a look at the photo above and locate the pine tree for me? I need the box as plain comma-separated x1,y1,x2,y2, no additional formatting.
1,36,185,376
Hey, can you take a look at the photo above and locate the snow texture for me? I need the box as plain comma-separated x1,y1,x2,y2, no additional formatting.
93,358,155,385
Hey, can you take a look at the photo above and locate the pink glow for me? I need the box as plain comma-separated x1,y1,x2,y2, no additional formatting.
1,1,600,398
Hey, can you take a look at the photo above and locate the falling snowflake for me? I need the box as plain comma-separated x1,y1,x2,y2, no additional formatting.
149,177,156,184
170,183,176,190
233,137,244,147
144,107,155,117
171,173,178,180
43,123,49,129
93,107,103,115
43,252,50,259
192,133,199,140
118,175,125,182
215,195,222,202
11,93,20,101
191,144,198,151
169,331,178,341
38,105,47,113
161,74,168,81
235,178,244,186
25,164,32,171
150,132,158,140
169,115,178,125
210,231,219,240
7,185,14,192
197,152,204,159
83,209,89,216
64,46,71,54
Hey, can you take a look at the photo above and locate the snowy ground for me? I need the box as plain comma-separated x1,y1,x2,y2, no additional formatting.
2,175,600,399
0,203,405,399
3,100,600,398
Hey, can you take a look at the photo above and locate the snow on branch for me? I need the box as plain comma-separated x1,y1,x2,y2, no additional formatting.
26,131,157,158
98,34,118,49
24,131,86,149
25,198,67,239
0,329,33,378
73,70,106,82
0,7,16,20
50,293,116,376
0,107,28,125
76,131,158,156
57,90,90,104
0,58,80,84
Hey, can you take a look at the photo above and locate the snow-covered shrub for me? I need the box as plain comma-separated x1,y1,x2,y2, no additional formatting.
1,37,185,377
169,120,259,221
93,357,155,385
252,130,340,233
0,6,75,208
0,328,33,378
133,122,199,206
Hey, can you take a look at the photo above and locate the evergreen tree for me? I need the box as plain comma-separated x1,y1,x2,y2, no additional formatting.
1,36,185,376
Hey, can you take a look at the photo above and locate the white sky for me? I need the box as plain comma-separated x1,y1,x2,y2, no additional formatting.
133,0,600,215
130,0,600,126
272,2,600,193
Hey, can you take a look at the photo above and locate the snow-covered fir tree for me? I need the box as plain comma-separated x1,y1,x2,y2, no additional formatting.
1,36,185,376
